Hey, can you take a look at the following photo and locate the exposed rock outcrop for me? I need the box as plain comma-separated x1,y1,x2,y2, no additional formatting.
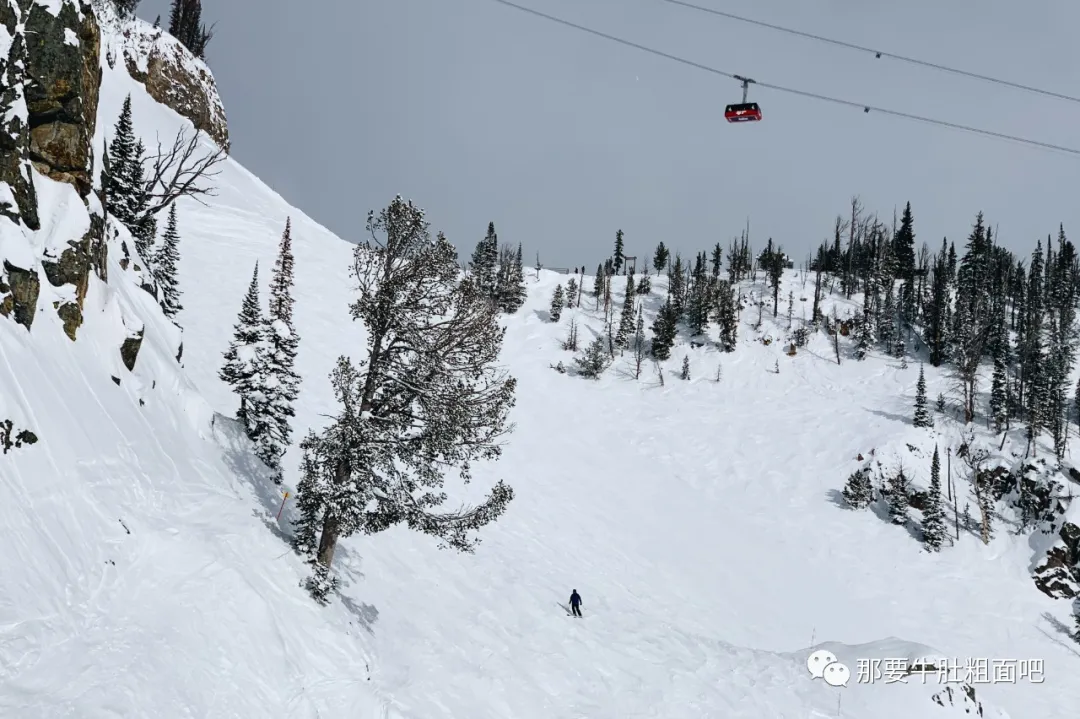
1033,521,1080,599
0,259,40,329
0,0,40,229
24,0,101,197
120,327,143,370
41,211,106,340
121,22,229,151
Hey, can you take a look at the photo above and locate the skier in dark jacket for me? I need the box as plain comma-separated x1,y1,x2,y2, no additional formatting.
569,589,583,617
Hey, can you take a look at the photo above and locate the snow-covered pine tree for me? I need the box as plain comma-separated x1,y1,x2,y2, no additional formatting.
615,274,635,347
895,201,917,324
680,355,690,380
636,268,651,295
565,277,578,307
786,290,794,329
219,263,265,429
936,393,946,413
650,296,678,360
886,464,911,524
922,446,946,551
842,467,873,509
256,217,302,484
613,229,625,273
152,203,183,320
293,197,516,601
668,254,686,316
549,284,564,322
102,96,137,226
853,304,873,360
127,139,155,259
470,222,499,299
714,280,737,352
593,263,604,310
576,334,609,379
685,252,711,336
990,357,1008,432
913,364,933,427
497,243,528,313
633,306,646,379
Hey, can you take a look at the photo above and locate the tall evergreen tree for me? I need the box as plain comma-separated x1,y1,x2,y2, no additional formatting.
668,254,686,316
495,243,527,314
710,242,723,278
613,229,625,273
894,201,917,323
922,446,946,551
257,218,302,483
913,364,933,427
990,356,1008,432
152,203,183,320
219,263,265,429
549,284,564,322
565,277,578,307
767,242,785,317
102,96,137,224
615,274,636,347
886,465,910,525
653,242,669,272
650,296,678,360
470,222,499,298
292,198,515,602
633,306,647,379
714,280,737,352
168,0,214,59
593,263,605,310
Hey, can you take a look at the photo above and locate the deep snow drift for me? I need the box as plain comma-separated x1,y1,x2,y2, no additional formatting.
2,9,1077,719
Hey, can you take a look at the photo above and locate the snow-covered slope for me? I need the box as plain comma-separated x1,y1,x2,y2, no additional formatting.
2,7,1078,719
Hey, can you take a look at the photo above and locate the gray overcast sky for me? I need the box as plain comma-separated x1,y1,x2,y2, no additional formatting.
137,0,1080,268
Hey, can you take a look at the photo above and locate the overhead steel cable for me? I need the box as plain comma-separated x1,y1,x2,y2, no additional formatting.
487,0,1080,157
662,0,1080,105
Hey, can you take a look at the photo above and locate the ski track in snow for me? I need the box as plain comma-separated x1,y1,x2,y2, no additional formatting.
1,10,1078,719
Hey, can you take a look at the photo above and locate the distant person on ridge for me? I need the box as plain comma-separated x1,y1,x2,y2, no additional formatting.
569,589,583,617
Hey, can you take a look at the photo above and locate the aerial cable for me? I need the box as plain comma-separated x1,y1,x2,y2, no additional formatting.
487,0,1080,157
662,0,1080,105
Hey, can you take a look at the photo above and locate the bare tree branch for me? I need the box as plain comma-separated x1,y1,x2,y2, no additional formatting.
142,127,226,215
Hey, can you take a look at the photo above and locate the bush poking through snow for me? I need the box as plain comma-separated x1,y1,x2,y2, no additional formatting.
576,335,609,379
0,419,38,454
842,467,873,509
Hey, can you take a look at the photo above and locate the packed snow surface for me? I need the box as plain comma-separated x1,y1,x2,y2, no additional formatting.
2,11,1079,719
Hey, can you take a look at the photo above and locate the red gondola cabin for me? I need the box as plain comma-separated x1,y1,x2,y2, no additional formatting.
725,102,761,122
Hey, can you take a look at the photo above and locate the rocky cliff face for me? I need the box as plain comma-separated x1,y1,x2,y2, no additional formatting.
24,0,101,197
0,0,107,348
113,13,229,151
0,0,40,229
